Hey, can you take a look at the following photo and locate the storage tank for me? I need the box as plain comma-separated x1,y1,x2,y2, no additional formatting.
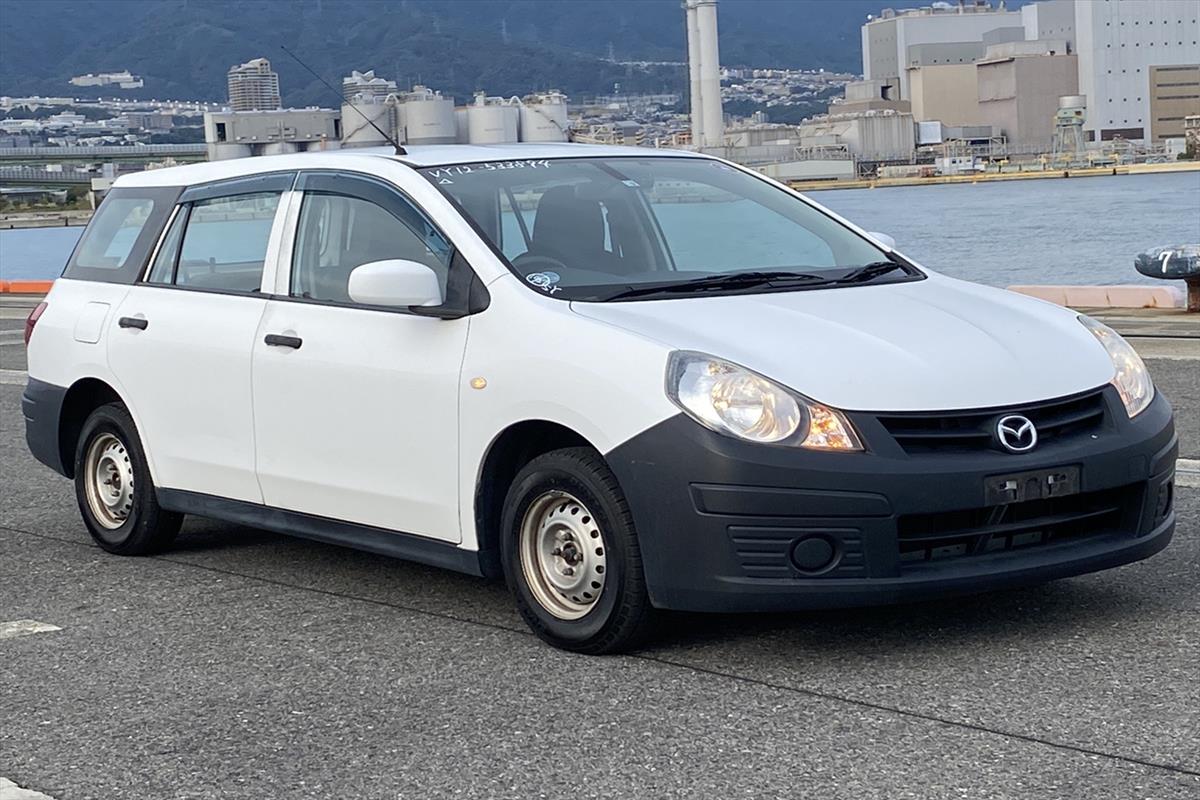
207,142,253,161
402,85,457,145
519,91,569,142
454,107,469,144
341,97,396,147
467,92,519,144
259,141,298,156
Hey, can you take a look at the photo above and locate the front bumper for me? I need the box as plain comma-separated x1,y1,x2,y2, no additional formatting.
606,386,1177,612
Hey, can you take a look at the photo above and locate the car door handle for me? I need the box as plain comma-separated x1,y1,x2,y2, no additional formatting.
264,333,302,349
118,316,148,330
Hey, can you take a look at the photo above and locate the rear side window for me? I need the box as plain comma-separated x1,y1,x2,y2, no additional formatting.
63,186,181,284
174,192,280,293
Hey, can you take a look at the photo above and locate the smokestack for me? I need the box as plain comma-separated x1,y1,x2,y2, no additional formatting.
694,0,723,148
684,0,704,146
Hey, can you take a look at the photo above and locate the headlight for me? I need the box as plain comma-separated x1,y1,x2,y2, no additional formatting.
665,352,863,450
1078,315,1154,417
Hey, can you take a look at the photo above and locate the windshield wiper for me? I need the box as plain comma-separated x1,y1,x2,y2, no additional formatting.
831,261,907,285
601,270,824,301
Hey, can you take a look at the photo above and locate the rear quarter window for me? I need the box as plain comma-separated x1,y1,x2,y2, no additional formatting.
62,186,182,284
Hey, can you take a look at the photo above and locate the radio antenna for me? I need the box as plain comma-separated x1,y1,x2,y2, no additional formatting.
279,45,407,156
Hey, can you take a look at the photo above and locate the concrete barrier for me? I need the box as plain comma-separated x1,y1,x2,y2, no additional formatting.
1009,284,1184,309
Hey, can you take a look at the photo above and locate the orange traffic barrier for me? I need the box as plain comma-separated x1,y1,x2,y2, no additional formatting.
0,280,55,294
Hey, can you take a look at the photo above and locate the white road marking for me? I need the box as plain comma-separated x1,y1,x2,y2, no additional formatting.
0,368,27,385
0,620,61,641
0,777,59,800
1177,458,1200,490
0,329,24,339
1134,339,1200,361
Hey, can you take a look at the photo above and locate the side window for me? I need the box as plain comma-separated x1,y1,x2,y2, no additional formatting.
62,186,180,284
292,192,452,304
73,197,154,269
145,206,188,284
174,192,280,293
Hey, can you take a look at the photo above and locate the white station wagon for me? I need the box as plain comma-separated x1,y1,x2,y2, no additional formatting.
23,144,1177,653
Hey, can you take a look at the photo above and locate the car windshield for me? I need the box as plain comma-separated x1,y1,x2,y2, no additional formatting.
421,156,921,301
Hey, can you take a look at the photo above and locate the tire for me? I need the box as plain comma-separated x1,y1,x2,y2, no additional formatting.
500,446,655,654
73,402,182,555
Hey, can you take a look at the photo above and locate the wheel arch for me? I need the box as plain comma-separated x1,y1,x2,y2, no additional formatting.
473,419,602,578
58,377,128,479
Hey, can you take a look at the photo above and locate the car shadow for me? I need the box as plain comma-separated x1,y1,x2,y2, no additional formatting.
168,517,1173,658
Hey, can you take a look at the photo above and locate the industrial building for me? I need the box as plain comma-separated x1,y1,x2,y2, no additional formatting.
907,64,978,125
1150,64,1200,142
203,108,341,160
976,40,1077,152
861,1,1023,100
226,58,282,112
342,70,397,102
856,0,1200,151
795,110,917,163
205,58,573,161
1075,0,1199,142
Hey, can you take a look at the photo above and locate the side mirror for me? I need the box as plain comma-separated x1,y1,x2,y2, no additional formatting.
867,231,896,250
348,259,442,308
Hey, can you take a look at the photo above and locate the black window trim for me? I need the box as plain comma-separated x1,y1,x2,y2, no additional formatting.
62,185,184,286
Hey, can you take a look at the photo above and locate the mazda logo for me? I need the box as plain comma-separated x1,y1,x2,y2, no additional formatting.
996,415,1038,453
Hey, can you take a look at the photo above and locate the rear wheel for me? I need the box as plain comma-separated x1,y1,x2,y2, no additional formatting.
74,403,181,555
501,447,655,654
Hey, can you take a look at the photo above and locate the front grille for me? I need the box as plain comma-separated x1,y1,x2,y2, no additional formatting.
896,483,1139,566
877,388,1107,454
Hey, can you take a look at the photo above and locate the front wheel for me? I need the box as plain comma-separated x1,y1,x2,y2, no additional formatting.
74,403,182,555
500,447,655,654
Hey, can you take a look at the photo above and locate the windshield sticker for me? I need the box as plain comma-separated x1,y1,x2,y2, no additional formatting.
427,160,553,184
526,271,562,294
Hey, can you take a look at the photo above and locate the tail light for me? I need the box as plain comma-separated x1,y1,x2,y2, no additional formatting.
24,302,47,346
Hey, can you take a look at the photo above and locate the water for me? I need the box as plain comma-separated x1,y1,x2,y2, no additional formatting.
0,225,84,280
814,171,1200,287
2,172,1197,286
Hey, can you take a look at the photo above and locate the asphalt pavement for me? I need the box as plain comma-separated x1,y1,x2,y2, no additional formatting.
1,300,1198,799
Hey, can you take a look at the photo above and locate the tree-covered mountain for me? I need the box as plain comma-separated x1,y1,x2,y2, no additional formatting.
0,0,1028,105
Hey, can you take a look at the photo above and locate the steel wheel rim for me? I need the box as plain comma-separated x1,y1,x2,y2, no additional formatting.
83,433,135,530
519,491,608,620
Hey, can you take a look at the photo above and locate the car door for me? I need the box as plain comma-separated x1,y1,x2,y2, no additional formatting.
107,173,295,503
251,171,469,542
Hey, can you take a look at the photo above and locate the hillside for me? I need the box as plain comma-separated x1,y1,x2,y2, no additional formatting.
0,0,918,104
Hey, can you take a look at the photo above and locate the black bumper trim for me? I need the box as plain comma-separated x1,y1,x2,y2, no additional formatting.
22,377,69,477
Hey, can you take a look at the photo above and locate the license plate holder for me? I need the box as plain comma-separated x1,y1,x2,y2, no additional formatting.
984,466,1081,505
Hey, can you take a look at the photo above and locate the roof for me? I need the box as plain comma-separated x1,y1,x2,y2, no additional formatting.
114,142,703,188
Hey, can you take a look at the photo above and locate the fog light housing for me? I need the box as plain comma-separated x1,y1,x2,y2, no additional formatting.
790,535,839,574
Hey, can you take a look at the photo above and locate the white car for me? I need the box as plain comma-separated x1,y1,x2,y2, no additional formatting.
23,143,1177,653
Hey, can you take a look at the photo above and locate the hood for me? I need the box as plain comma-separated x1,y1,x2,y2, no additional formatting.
571,275,1117,412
